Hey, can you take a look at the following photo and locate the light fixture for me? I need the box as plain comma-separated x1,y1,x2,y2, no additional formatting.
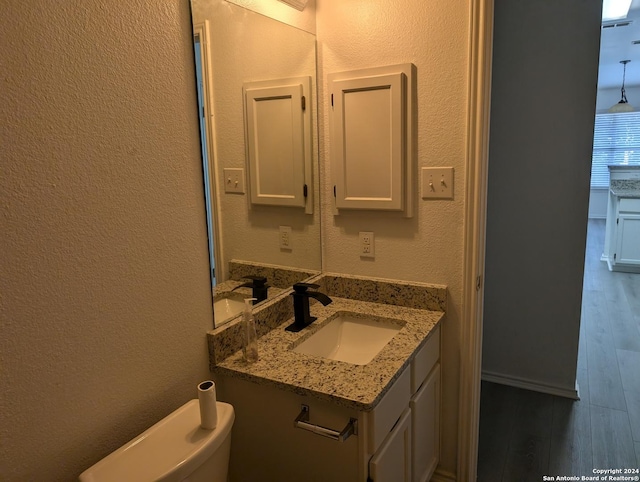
602,0,632,21
277,0,309,11
609,60,634,113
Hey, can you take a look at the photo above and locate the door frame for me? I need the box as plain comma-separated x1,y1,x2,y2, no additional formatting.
457,0,494,480
193,20,225,283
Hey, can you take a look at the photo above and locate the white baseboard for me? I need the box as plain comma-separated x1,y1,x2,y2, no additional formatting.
612,264,640,273
481,370,579,400
431,467,457,482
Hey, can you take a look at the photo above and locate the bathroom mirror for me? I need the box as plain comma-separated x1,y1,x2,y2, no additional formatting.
191,0,321,327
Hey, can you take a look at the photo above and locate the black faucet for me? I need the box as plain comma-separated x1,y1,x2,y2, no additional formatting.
231,276,269,304
285,283,332,332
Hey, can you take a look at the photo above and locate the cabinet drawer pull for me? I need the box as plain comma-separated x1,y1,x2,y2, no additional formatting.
294,405,358,442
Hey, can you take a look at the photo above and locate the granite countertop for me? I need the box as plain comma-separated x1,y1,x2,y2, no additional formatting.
610,188,640,198
610,179,640,198
214,296,443,412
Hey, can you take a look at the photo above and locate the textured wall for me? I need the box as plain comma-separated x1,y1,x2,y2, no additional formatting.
0,1,213,480
316,0,470,475
483,0,601,394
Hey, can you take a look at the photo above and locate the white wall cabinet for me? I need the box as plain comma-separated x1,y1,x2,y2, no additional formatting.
243,76,313,213
216,326,440,482
328,64,415,217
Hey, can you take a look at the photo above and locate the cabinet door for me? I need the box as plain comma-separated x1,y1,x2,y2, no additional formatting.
369,407,412,482
410,364,440,482
615,214,640,265
328,63,415,217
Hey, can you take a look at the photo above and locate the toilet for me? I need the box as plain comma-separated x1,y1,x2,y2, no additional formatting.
79,399,234,482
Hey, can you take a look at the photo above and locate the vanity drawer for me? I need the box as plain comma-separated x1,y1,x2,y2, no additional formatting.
619,198,640,213
410,325,440,394
369,365,411,453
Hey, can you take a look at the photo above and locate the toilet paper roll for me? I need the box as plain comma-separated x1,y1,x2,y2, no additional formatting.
198,380,218,430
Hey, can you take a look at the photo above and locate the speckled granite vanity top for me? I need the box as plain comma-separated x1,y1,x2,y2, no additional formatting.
210,273,446,411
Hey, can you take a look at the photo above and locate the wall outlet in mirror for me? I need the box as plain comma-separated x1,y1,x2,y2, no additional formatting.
280,226,292,250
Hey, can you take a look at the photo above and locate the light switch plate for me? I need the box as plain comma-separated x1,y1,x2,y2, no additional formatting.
421,167,454,199
223,168,245,194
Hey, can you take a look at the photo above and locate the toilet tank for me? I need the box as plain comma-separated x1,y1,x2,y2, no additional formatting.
79,400,234,482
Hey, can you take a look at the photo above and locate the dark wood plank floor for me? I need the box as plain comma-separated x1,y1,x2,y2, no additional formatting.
478,219,640,481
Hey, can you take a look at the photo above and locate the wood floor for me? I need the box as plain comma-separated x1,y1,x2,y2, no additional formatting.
478,219,640,481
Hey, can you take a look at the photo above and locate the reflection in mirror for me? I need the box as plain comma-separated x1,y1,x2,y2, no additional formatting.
191,0,321,327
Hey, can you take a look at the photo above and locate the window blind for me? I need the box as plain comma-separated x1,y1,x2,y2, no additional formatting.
591,111,640,188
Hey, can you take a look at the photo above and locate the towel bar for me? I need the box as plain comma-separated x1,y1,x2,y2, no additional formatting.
293,405,357,442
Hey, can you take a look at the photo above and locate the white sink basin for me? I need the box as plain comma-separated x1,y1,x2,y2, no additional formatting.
293,313,404,365
213,293,247,325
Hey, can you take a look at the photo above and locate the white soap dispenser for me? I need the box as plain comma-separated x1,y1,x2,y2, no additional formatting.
242,298,258,363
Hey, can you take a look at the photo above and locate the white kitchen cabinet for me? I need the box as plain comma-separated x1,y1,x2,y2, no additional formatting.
615,212,640,266
605,196,640,272
602,166,640,273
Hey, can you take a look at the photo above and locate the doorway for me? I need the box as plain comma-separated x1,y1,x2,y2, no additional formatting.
476,0,640,479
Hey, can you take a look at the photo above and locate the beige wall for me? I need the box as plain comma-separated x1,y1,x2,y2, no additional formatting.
2,0,479,479
316,0,471,474
0,1,213,480
483,0,601,396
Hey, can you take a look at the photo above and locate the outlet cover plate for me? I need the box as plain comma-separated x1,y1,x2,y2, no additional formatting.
359,231,375,258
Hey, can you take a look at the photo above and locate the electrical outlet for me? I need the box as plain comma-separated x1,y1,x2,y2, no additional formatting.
359,231,374,258
223,168,245,193
280,226,292,250
421,167,454,199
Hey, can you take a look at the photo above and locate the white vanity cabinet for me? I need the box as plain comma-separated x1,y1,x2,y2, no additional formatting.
410,326,441,482
368,407,412,482
367,325,441,482
216,325,441,482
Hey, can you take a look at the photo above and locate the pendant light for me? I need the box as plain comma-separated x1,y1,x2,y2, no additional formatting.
609,60,634,113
